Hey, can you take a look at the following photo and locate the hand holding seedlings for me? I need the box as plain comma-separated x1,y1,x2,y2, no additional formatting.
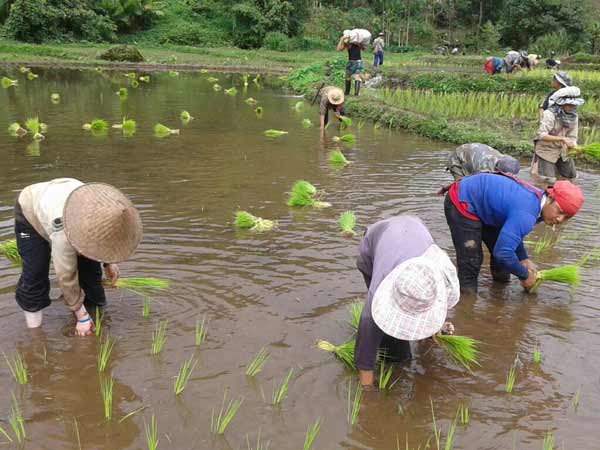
521,269,538,290
104,264,120,286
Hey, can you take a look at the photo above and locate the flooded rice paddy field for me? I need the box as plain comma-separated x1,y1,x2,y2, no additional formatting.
0,69,599,450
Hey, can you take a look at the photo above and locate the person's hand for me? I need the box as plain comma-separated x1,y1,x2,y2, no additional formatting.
75,317,95,337
562,137,576,148
104,263,120,286
521,269,538,290
440,321,455,335
521,259,537,272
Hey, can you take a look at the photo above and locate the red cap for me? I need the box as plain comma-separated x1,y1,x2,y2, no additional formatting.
547,180,583,217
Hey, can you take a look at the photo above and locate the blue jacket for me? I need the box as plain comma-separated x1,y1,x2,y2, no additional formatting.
458,173,543,279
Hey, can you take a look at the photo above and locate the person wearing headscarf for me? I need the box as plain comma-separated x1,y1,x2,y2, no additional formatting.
532,86,584,181
354,215,460,388
504,50,527,73
484,56,505,75
539,71,572,117
446,143,520,180
14,178,142,336
443,173,583,293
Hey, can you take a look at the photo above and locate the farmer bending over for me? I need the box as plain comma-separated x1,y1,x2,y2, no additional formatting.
484,56,505,75
354,215,460,388
14,178,142,336
337,33,365,96
446,143,520,180
442,173,583,293
319,86,346,131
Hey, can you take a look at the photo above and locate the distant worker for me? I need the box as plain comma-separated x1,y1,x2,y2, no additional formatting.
539,71,572,117
372,32,385,68
446,143,520,180
527,53,540,70
319,86,346,131
532,86,584,181
546,52,561,69
484,56,505,75
354,215,459,388
337,29,369,96
504,50,528,73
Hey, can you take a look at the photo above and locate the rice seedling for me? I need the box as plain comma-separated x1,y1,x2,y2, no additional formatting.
139,75,150,83
99,374,113,420
225,87,238,96
213,84,222,91
210,388,244,435
1,77,18,88
154,123,180,138
572,385,582,413
8,123,27,138
255,106,264,116
94,66,103,72
542,431,554,450
50,93,60,104
173,355,198,395
151,320,168,355
530,265,581,294
26,72,38,80
348,300,363,332
142,296,151,319
83,118,108,133
121,118,136,137
168,70,179,77
378,358,399,390
195,315,208,347
116,87,128,98
200,69,208,74
207,77,219,83
287,180,331,208
525,233,555,256
125,72,137,80
0,424,12,443
94,306,103,337
73,418,81,450
338,211,357,237
333,134,356,143
242,74,249,87
245,97,257,105
316,339,355,369
294,101,304,111
435,334,481,371
444,420,457,450
25,117,44,140
456,404,469,425
180,110,193,123
0,239,21,265
97,335,115,373
19,66,30,74
8,393,25,443
234,211,275,232
114,277,170,293
25,141,40,157
272,368,294,405
329,150,350,167
505,360,517,394
357,119,365,130
245,347,269,377
130,80,139,88
533,341,541,364
253,74,260,84
302,418,321,450
347,379,361,426
144,414,158,450
246,428,269,450
340,116,352,128
3,351,27,385
264,129,288,138
302,118,313,127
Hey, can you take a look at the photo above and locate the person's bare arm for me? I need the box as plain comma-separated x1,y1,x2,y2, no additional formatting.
336,36,346,52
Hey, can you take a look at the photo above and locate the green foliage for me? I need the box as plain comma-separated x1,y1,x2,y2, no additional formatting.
0,239,21,265
531,30,573,57
263,31,291,51
98,0,161,33
173,355,197,395
478,21,501,51
338,210,356,236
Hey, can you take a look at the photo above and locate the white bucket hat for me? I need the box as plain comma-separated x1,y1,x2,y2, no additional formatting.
371,244,459,341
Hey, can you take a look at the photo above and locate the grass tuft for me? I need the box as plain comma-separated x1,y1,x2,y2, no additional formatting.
99,374,113,421
3,351,27,385
195,315,209,347
272,368,294,405
211,388,243,435
97,335,115,373
151,321,168,355
0,239,21,265
174,355,198,395
302,418,321,450
436,334,481,371
245,347,270,377
144,414,158,450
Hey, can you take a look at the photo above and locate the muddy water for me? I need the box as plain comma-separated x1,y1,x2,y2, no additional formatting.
0,68,599,450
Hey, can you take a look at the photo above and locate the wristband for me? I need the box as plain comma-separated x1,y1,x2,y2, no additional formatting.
77,316,91,323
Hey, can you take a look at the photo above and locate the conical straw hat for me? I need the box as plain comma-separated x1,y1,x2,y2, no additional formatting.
63,183,142,263
327,87,345,105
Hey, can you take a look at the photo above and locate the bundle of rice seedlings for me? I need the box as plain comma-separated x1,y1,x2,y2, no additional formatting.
255,106,264,116
207,77,219,83
154,123,180,138
348,300,363,332
530,264,581,294
114,277,170,293
316,340,355,369
302,118,313,128
294,101,304,112
224,87,238,96
1,77,18,88
287,180,331,208
234,211,275,232
8,123,27,138
83,119,109,133
581,143,600,160
0,239,21,266
116,87,128,98
242,74,249,86
19,66,30,74
213,84,222,91
199,69,208,74
94,67,103,72
180,110,193,123
338,211,357,237
130,79,139,88
125,72,137,80
264,129,288,138
329,150,350,166
435,334,481,371
139,75,150,83
121,118,136,137
25,118,44,140
333,134,356,143
245,97,257,106
26,72,38,80
168,70,179,77
340,116,352,128
50,93,60,104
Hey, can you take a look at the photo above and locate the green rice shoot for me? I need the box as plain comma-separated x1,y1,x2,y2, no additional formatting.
347,379,361,426
8,393,25,443
195,315,209,347
207,77,219,83
340,116,352,128
505,360,517,394
533,341,541,364
264,129,288,138
84,119,108,133
245,97,257,105
338,211,357,236
316,339,355,369
234,211,275,232
94,306,102,337
245,428,269,450
99,375,113,420
530,265,581,293
0,424,12,443
329,150,350,166
210,388,244,435
3,351,27,385
272,368,294,405
97,335,115,373
117,87,128,97
225,87,238,96
348,300,363,332
144,414,158,450
302,418,321,450
50,93,60,104
180,110,193,123
213,84,222,91
378,358,399,390
2,77,18,88
572,385,582,413
130,80,139,88
333,134,356,143
0,239,21,265
154,123,179,137
287,180,331,208
542,431,554,450
302,118,313,127
151,320,168,355
139,75,150,83
115,277,170,293
173,355,198,395
142,297,151,319
25,117,41,135
436,334,481,372
245,347,270,377
457,404,469,425
121,118,136,136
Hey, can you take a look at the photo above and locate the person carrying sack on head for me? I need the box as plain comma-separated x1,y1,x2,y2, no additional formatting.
14,178,142,336
443,173,583,294
354,215,460,389
446,143,520,180
372,32,385,68
319,86,346,131
337,30,368,96
532,86,583,182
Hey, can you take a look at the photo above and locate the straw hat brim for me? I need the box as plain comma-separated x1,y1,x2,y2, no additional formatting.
63,183,142,263
327,88,345,105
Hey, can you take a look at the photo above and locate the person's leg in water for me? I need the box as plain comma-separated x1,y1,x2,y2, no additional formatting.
380,334,412,363
555,156,577,179
78,255,106,314
344,62,352,95
481,226,511,283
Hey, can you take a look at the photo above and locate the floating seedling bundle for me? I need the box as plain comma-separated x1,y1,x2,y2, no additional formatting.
245,97,257,106
332,134,356,143
112,118,136,137
207,77,219,83
264,129,288,138
83,119,109,136
435,334,481,371
287,180,331,208
1,77,18,88
1,240,22,266
116,87,128,98
316,340,355,369
25,118,45,140
224,87,238,96
50,93,60,104
213,84,222,92
111,277,170,295
154,123,180,138
294,101,304,112
168,70,179,77
234,211,275,232
26,72,38,80
340,116,352,128
8,123,27,138
19,66,30,74
329,150,350,167
139,75,150,83
338,211,357,237
180,111,193,124
302,118,313,128
530,264,581,294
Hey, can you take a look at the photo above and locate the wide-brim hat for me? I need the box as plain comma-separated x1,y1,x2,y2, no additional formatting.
372,244,459,341
327,87,345,105
554,71,572,87
63,183,143,263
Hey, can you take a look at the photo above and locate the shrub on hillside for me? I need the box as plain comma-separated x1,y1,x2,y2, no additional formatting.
263,32,291,51
159,21,229,47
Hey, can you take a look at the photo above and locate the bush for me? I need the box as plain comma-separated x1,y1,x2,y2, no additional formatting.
478,21,501,53
263,31,291,51
289,35,330,51
531,31,573,58
158,21,229,47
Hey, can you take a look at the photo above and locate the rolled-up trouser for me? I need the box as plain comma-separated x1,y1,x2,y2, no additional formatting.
14,202,106,313
444,195,510,292
531,153,576,180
